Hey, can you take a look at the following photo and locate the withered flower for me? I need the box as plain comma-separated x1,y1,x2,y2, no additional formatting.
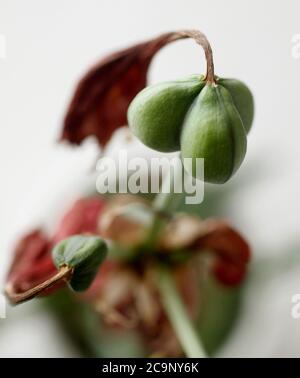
5,194,250,356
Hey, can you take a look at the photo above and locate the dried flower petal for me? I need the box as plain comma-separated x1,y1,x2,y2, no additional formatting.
89,260,198,357
195,219,250,286
61,32,193,147
212,258,247,286
6,230,57,294
100,197,151,246
53,197,104,243
7,196,105,297
160,215,250,286
99,199,250,287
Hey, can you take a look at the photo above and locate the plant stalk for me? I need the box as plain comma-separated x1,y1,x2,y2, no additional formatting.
174,29,215,84
145,156,185,248
155,266,207,358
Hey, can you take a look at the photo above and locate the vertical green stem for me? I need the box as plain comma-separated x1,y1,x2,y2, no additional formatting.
156,266,207,358
145,156,184,248
146,156,206,357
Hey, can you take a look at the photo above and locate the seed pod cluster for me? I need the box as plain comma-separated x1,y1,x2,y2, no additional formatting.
128,75,254,183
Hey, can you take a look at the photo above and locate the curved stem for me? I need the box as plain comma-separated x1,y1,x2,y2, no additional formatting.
169,29,215,84
5,265,73,305
155,266,207,358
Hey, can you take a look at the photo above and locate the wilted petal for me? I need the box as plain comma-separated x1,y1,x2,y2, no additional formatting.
6,230,57,294
6,196,106,298
195,219,250,286
160,215,250,286
53,197,104,243
61,32,180,147
100,195,150,246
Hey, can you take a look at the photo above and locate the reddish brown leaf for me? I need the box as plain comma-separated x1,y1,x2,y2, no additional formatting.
61,32,184,146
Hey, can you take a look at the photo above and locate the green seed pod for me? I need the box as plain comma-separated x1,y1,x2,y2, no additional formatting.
52,235,107,292
128,76,204,152
218,78,254,133
180,84,247,183
127,74,253,183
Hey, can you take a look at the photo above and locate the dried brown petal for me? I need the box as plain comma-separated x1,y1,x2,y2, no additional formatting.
99,194,150,246
159,214,207,249
194,219,250,264
6,230,57,294
53,197,104,243
195,219,250,286
61,32,176,146
61,30,209,147
89,260,198,357
93,266,140,328
99,197,250,286
160,214,250,286
212,258,247,286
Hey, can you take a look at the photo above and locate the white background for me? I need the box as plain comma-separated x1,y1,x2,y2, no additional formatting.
0,0,300,357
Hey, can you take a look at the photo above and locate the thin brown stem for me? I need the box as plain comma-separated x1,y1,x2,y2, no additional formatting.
162,29,216,84
177,30,215,83
5,265,73,305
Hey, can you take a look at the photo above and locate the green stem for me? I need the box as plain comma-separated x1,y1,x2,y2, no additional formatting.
145,156,185,248
155,266,207,358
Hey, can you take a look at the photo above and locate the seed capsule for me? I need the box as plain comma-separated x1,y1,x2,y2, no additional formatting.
128,76,204,152
180,84,247,183
218,78,254,134
128,75,253,183
52,235,107,292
